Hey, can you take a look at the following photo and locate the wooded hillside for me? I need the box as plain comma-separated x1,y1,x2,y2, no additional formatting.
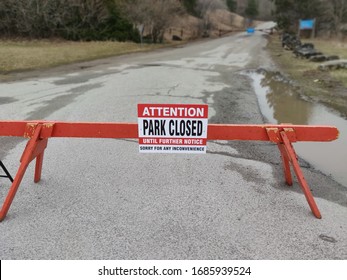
271,0,347,39
0,0,346,41
0,0,140,41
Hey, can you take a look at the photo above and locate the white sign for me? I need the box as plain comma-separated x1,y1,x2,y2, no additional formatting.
138,104,208,153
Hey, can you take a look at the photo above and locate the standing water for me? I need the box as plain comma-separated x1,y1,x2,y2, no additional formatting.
248,69,347,187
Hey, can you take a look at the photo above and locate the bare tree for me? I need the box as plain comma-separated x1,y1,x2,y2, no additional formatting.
195,0,227,35
0,0,107,38
317,0,347,39
195,0,227,18
122,0,184,43
329,0,347,37
121,0,153,43
150,0,184,43
0,0,138,41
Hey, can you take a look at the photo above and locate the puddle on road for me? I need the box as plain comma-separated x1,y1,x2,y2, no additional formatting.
0,97,17,105
247,69,347,187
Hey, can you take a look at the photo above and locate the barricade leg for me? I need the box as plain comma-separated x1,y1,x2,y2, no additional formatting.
280,131,322,219
266,127,293,186
277,143,293,186
34,152,45,183
0,125,44,222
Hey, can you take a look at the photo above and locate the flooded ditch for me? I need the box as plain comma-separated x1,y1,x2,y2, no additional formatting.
247,69,347,188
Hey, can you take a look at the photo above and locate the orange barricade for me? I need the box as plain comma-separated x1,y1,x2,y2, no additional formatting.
0,121,339,221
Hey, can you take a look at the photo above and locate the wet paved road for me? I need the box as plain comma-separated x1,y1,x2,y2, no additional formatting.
0,27,347,259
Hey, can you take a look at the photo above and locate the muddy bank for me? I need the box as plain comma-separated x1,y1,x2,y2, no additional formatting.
267,36,347,119
245,68,347,189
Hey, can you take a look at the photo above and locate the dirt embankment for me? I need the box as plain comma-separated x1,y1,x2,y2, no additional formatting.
164,9,261,41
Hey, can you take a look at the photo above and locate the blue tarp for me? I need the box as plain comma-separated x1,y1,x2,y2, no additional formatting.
246,28,255,34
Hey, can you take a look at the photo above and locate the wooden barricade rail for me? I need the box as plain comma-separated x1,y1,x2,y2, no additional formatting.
0,121,339,221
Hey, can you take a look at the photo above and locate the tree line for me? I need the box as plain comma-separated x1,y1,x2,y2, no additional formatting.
271,0,347,38
0,0,140,41
2,0,344,42
0,0,242,42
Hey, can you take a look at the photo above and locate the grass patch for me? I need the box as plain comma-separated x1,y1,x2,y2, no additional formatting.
0,39,166,73
306,39,347,87
331,70,347,88
267,35,347,117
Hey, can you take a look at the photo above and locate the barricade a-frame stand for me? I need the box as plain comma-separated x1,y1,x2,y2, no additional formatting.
266,127,322,218
0,121,339,221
